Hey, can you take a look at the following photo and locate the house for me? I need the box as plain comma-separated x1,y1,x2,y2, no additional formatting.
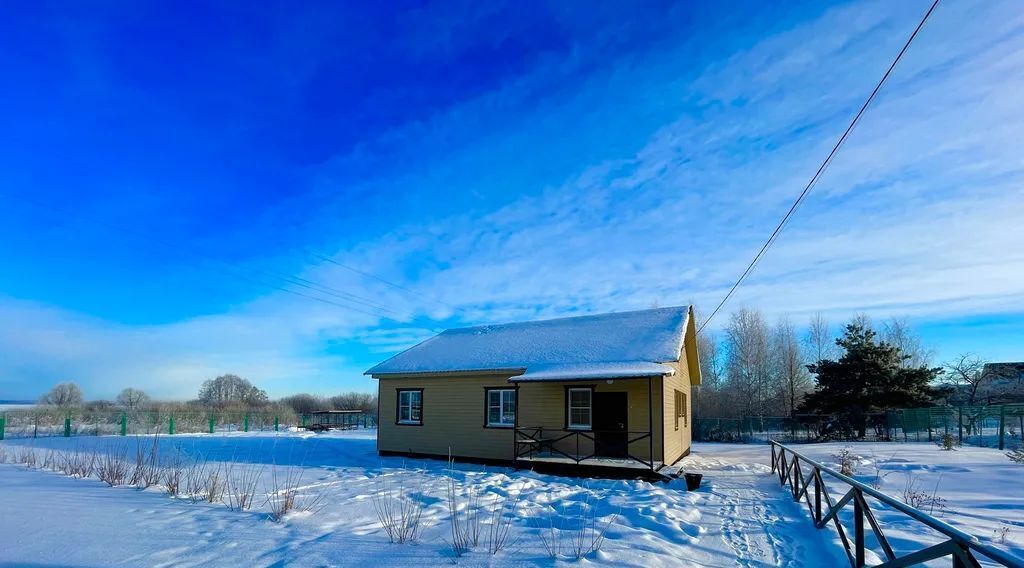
980,362,1024,404
365,305,701,477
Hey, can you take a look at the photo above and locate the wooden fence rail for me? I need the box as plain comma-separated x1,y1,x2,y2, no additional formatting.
770,441,1023,567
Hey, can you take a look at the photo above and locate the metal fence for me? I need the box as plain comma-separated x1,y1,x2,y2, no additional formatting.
695,404,1024,450
0,409,376,440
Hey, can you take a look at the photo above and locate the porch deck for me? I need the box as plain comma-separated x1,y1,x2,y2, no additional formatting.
515,452,664,471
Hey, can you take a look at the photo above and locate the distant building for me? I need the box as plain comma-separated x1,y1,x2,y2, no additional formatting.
980,362,1024,404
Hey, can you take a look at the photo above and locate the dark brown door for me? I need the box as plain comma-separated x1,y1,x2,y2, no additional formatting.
593,392,628,458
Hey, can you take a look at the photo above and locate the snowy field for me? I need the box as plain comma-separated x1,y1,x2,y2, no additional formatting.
0,432,1020,567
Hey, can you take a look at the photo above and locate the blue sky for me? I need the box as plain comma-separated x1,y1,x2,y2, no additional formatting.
1,0,1023,400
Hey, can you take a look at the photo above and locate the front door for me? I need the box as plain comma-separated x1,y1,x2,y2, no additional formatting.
593,392,628,458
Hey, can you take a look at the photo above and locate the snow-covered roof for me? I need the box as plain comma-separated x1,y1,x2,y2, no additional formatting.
512,362,675,382
365,306,690,381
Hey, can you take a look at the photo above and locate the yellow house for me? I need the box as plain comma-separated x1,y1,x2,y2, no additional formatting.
366,306,701,477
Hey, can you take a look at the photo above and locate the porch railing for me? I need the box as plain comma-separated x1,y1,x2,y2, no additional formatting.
770,441,1023,567
514,426,654,471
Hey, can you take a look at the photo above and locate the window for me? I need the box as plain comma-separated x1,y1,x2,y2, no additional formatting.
567,388,592,429
397,389,422,425
674,390,687,430
486,389,516,427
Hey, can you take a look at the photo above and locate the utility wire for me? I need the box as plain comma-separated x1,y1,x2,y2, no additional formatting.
698,0,940,333
307,250,461,313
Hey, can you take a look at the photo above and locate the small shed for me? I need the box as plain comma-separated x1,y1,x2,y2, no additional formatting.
302,410,370,431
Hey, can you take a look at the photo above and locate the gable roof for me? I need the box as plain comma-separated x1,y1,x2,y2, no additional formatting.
365,306,691,380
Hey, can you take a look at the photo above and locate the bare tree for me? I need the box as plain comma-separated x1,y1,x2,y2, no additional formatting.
883,317,933,368
804,312,835,364
116,388,150,411
774,317,811,418
695,329,725,418
942,354,989,405
724,308,776,418
39,382,84,408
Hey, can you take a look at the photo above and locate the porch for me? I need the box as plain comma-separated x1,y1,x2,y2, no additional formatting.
510,372,666,476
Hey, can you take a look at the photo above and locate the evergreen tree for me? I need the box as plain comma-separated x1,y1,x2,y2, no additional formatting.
800,322,943,438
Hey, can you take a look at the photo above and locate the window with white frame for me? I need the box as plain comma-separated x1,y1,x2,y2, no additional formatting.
486,389,516,427
567,388,592,429
397,389,422,425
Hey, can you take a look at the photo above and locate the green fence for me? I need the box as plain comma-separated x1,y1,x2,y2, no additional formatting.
695,404,1024,449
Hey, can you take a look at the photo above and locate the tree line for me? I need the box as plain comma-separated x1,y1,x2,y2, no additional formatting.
694,308,1008,432
35,373,378,417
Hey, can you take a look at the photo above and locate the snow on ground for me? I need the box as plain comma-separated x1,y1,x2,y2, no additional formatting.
0,433,1019,567
768,441,1024,565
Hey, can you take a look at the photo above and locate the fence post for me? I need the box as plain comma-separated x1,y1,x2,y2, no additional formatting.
301,414,307,428
853,490,865,567
958,407,963,442
244,414,249,432
0,414,5,440
120,413,127,436
64,415,71,437
274,416,279,432
208,415,215,434
999,407,1007,450
168,414,175,436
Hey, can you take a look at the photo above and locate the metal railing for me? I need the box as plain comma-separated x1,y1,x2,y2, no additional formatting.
514,426,654,470
770,441,1023,567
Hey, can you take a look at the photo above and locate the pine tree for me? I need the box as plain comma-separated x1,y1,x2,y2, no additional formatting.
799,322,942,438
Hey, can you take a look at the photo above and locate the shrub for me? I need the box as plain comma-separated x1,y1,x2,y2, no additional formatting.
129,437,163,488
224,461,264,511
486,484,521,555
97,445,131,486
1007,448,1024,464
445,461,483,556
16,447,37,468
832,447,856,476
901,474,947,514
61,450,95,478
371,468,425,543
937,433,958,451
265,465,326,521
567,493,616,559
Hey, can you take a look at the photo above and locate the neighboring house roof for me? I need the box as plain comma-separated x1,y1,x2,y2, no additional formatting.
365,306,692,382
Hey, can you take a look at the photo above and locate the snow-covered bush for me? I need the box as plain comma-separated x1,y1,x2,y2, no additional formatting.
97,445,131,486
371,468,425,543
832,447,855,476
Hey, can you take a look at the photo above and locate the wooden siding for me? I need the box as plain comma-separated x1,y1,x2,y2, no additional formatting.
662,361,692,465
378,376,665,463
377,376,517,460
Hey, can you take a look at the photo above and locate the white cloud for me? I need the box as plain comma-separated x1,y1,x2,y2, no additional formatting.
4,0,1024,398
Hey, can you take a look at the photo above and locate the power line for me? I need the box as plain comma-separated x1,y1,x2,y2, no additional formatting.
697,0,940,333
307,250,461,313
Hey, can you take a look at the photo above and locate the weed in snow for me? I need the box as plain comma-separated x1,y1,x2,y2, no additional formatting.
901,473,947,515
266,464,326,521
831,447,856,476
